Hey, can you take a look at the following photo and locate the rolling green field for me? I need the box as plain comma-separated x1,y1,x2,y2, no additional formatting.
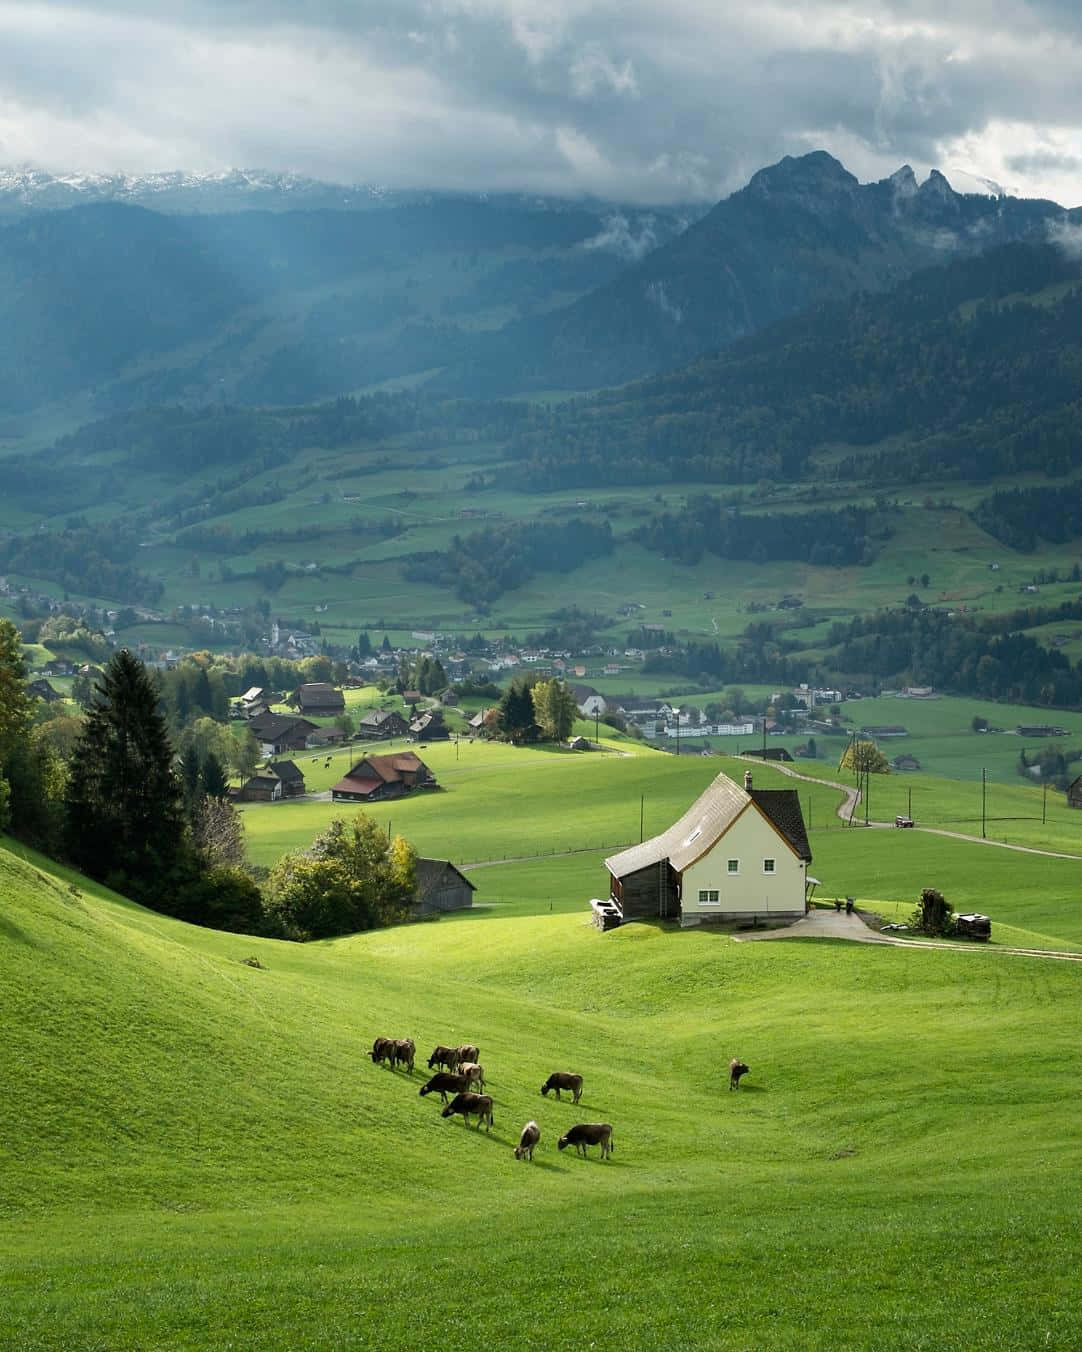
4,831,1082,1350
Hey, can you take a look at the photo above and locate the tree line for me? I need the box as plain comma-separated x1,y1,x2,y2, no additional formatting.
0,628,419,941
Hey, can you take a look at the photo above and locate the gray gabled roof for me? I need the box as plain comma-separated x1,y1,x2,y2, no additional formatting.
605,773,749,878
605,772,811,880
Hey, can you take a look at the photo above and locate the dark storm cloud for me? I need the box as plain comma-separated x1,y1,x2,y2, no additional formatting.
1,2,1081,203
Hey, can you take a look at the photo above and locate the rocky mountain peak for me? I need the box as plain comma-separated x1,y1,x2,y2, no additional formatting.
743,150,859,201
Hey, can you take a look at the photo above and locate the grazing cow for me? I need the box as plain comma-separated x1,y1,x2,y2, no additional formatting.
370,1036,394,1067
390,1038,416,1074
441,1092,494,1131
458,1061,486,1090
427,1045,460,1073
557,1124,613,1160
454,1044,480,1066
541,1072,583,1104
419,1072,468,1104
729,1059,749,1091
514,1121,541,1161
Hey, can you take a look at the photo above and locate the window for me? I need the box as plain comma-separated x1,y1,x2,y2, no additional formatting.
763,858,776,874
698,889,720,904
726,859,739,874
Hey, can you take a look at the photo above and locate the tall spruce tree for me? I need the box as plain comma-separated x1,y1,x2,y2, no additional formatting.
64,650,184,893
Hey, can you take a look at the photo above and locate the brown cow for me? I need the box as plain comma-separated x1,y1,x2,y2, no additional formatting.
454,1044,480,1066
514,1121,541,1161
458,1061,486,1090
729,1059,749,1091
557,1123,613,1159
419,1072,468,1104
390,1038,416,1074
427,1045,460,1072
370,1037,394,1066
441,1092,494,1131
541,1072,582,1103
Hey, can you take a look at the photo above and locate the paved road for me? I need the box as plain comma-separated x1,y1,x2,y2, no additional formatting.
732,904,1082,961
744,757,1082,861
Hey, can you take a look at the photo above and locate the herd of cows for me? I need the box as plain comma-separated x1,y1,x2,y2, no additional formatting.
369,1037,616,1161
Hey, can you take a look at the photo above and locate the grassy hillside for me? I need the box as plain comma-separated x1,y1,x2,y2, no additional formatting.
4,833,1082,1348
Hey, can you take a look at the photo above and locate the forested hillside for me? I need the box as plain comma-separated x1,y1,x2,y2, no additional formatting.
501,240,1082,487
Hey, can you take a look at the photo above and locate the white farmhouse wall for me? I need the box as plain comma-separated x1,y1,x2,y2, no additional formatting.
680,804,805,922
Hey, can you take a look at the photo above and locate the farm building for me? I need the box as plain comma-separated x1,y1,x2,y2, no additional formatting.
294,683,346,717
232,686,270,720
330,752,437,803
357,709,409,739
246,713,319,757
743,746,794,763
412,859,476,917
409,710,449,739
603,769,811,927
234,760,307,803
28,678,62,703
1067,776,1082,809
892,753,922,772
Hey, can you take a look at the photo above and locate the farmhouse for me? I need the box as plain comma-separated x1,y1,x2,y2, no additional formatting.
409,710,449,739
232,686,270,719
28,678,62,703
246,712,319,757
861,724,908,738
357,709,409,739
411,859,476,917
603,769,811,927
294,683,346,717
1067,776,1082,809
1017,724,1068,738
330,752,437,803
571,684,607,717
743,746,794,763
234,760,307,803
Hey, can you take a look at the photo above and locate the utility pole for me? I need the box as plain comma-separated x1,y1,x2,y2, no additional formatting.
981,767,987,839
639,795,644,843
864,762,870,826
1043,779,1047,825
908,785,912,821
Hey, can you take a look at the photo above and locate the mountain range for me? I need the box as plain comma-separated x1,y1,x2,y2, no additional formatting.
0,150,1077,424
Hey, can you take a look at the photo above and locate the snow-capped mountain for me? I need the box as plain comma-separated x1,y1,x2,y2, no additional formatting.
0,167,409,217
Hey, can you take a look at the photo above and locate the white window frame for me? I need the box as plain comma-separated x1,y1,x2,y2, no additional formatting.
726,859,739,875
763,858,776,874
698,889,720,905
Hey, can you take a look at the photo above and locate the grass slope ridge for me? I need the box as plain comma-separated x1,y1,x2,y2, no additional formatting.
3,838,1082,1347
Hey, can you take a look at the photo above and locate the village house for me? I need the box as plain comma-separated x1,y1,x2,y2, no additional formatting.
330,752,437,803
357,709,409,740
411,859,476,917
602,768,811,927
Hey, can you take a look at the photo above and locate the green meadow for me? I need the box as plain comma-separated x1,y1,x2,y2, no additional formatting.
4,819,1082,1350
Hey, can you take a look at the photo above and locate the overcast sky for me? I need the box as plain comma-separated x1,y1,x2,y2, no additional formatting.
1,1,1081,205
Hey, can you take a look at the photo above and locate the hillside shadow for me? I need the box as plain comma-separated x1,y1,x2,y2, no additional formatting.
0,912,36,946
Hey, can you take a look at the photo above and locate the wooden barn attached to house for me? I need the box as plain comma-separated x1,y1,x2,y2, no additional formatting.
412,859,476,917
603,769,811,927
247,713,318,757
409,710,449,739
1067,776,1082,808
330,751,437,803
357,709,409,739
235,759,307,803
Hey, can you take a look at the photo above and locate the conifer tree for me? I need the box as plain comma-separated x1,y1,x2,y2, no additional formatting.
64,650,184,892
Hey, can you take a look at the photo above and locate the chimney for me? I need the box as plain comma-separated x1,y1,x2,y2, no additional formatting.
744,769,753,791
